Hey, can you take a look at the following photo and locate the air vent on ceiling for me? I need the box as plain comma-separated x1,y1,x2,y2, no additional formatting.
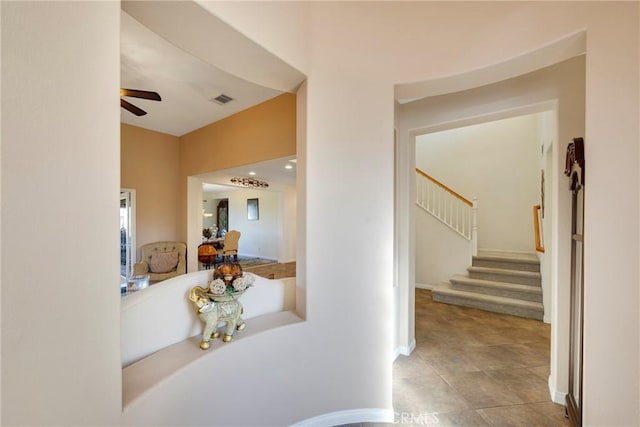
210,94,234,105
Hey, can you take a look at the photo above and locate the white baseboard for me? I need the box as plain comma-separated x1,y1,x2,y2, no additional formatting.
239,254,294,264
393,338,416,359
291,408,394,427
549,376,567,405
480,247,537,255
239,253,277,261
415,282,434,290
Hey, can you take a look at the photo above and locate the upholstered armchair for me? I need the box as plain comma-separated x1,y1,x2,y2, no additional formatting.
133,241,187,283
220,230,241,262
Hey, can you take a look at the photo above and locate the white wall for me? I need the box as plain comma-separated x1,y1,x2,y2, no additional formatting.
295,81,308,318
203,186,296,263
2,2,639,427
280,185,297,263
189,181,297,271
416,114,542,253
413,98,557,316
415,206,471,289
539,109,557,324
581,7,639,421
1,2,122,424
120,271,296,368
215,188,280,259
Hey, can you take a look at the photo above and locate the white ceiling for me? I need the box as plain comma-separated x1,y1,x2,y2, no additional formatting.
120,11,283,137
120,1,305,137
201,156,297,194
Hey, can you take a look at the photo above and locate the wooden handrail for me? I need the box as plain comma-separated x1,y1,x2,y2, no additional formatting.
415,168,472,206
533,204,545,253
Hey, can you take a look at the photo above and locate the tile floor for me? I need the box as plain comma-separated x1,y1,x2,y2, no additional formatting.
242,261,296,279
360,289,569,426
243,266,567,426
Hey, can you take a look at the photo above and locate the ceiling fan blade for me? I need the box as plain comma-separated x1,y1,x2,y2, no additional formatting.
120,88,161,101
121,99,147,116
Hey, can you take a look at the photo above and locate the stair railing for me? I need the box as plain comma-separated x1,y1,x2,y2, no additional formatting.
416,168,478,256
533,204,545,253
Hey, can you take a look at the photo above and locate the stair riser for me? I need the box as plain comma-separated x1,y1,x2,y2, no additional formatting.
472,259,540,272
450,280,542,302
432,292,543,320
468,271,541,286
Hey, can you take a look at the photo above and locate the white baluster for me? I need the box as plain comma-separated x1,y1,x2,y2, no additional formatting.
415,170,477,243
471,197,478,256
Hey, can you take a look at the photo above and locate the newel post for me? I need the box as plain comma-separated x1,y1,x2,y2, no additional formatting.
471,197,478,257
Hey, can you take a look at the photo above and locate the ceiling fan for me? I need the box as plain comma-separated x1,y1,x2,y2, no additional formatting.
120,88,162,116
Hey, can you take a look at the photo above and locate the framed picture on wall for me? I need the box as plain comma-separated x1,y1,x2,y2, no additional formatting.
247,198,259,221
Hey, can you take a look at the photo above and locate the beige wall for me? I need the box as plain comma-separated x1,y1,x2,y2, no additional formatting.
121,124,180,252
121,93,296,252
178,93,296,241
180,93,296,177
2,2,123,424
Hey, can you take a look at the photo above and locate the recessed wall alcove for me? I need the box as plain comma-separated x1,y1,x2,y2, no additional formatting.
118,1,309,419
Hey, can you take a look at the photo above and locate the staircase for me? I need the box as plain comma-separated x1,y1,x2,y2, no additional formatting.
432,250,544,320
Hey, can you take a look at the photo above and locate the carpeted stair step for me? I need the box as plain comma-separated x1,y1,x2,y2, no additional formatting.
450,274,542,302
467,266,541,287
472,251,540,272
432,282,544,320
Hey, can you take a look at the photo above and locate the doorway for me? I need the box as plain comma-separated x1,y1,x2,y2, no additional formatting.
395,53,585,407
413,111,552,299
395,98,569,402
186,159,298,273
120,189,136,279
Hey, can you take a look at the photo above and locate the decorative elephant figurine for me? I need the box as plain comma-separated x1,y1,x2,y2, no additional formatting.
189,286,245,350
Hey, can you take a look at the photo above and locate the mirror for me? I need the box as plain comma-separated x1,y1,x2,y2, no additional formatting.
217,200,229,236
247,198,259,221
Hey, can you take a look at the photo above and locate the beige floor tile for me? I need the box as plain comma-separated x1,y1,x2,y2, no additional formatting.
460,329,519,347
434,410,490,426
477,402,565,426
440,371,524,409
394,354,440,379
526,401,570,426
464,345,529,370
420,349,482,376
345,289,562,426
509,339,550,354
393,375,472,414
484,368,552,403
413,339,456,358
487,326,548,344
243,261,295,279
528,365,551,381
